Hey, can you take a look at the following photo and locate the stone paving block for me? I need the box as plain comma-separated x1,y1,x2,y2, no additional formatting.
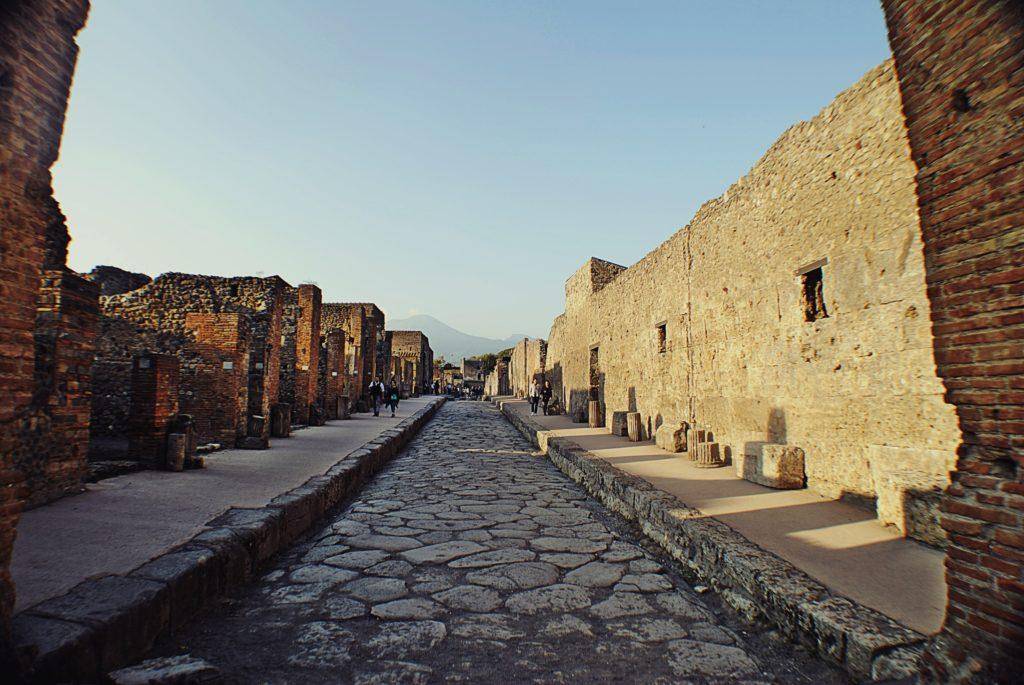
108,654,223,684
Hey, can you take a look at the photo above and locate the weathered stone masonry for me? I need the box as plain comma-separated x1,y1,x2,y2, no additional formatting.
387,330,433,396
91,273,287,453
278,283,322,426
321,303,385,408
544,61,962,546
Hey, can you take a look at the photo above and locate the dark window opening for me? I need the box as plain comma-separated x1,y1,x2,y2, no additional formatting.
229,283,239,297
656,322,667,353
589,346,600,401
802,267,828,322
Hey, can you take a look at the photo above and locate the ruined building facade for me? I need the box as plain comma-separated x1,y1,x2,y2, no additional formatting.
0,0,94,663
387,331,433,396
321,303,386,408
508,337,547,399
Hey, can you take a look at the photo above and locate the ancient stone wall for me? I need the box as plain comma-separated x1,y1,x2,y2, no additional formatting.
508,338,546,399
0,0,91,658
544,61,961,545
84,265,151,296
93,273,287,451
485,358,510,396
278,284,322,424
881,0,1024,679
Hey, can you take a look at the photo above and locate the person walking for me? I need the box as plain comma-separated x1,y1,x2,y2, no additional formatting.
386,376,401,417
541,380,553,416
368,376,384,417
528,378,541,414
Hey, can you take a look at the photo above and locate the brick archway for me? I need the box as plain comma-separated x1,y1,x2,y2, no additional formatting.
882,1,1024,681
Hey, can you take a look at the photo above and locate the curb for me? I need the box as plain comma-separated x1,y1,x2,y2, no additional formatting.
496,398,924,683
12,398,446,684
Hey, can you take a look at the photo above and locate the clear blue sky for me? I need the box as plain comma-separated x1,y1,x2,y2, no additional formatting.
55,1,891,339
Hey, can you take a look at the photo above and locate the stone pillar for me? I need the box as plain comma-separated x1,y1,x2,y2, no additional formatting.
588,400,604,428
183,313,249,447
128,354,180,468
610,411,629,437
626,412,643,442
293,284,322,425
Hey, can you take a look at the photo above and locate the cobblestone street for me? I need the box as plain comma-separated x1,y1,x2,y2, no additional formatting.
156,403,842,683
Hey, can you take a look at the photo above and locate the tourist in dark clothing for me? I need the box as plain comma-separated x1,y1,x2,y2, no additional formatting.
368,376,384,417
541,380,553,415
386,376,400,417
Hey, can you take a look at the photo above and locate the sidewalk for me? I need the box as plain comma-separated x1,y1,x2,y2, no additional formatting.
498,398,945,635
12,396,435,613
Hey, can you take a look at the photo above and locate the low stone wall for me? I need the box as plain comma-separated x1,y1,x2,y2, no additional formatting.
498,399,924,682
11,398,445,683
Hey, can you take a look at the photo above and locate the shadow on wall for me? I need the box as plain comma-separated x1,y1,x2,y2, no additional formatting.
742,406,789,458
547,362,563,414
628,386,637,413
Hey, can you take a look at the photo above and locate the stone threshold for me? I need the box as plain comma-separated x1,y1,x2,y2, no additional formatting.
497,399,924,683
11,398,446,684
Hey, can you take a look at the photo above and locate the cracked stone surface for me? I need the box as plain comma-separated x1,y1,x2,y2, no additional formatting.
148,402,842,683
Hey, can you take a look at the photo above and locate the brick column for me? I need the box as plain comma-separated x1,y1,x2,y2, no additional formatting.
29,269,99,506
293,284,322,424
183,313,250,446
128,354,179,468
323,329,346,419
882,1,1024,681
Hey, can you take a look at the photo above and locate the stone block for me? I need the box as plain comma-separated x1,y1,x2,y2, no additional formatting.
27,575,170,673
108,655,222,684
655,421,687,453
131,548,217,630
270,403,291,438
626,412,643,442
165,434,187,472
737,444,805,489
588,400,604,428
12,613,100,684
693,442,724,468
610,411,628,436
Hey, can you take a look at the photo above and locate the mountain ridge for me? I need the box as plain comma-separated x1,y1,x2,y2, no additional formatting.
387,314,530,362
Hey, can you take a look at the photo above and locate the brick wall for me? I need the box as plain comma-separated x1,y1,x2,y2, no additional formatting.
182,313,250,446
127,354,179,468
93,272,287,450
28,270,99,507
882,0,1024,680
293,284,322,423
319,329,346,418
322,303,385,407
84,265,151,296
0,0,90,661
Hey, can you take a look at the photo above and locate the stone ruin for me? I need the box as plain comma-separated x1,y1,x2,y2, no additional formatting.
2,1,1022,680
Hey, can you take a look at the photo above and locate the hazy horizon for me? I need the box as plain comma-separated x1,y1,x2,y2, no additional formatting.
55,1,891,340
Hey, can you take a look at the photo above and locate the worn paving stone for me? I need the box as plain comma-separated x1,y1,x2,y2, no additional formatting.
400,540,487,564
564,561,626,587
147,402,837,684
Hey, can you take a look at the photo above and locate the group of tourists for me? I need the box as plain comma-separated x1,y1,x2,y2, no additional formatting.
367,376,402,418
528,378,553,415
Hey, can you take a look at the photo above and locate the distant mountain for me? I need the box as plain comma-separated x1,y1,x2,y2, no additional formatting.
387,314,528,362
